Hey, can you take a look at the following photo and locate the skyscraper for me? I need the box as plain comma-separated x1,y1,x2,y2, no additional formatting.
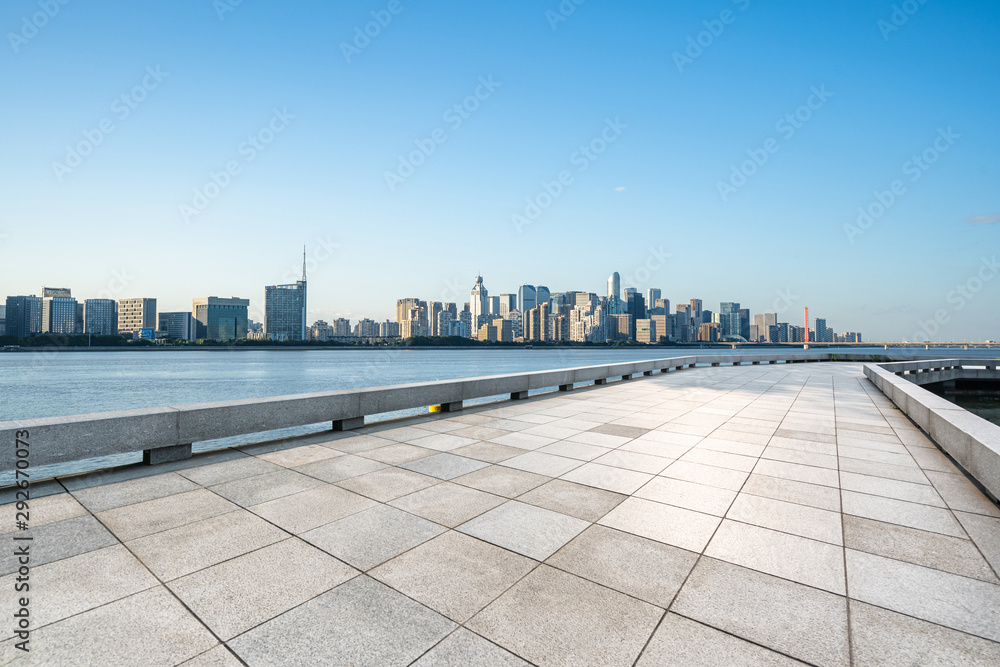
498,294,517,318
536,286,550,307
193,297,249,341
607,272,620,300
470,276,488,328
517,285,536,314
118,298,157,335
719,302,740,340
42,295,78,334
84,299,117,335
264,250,307,341
5,296,43,338
647,288,661,307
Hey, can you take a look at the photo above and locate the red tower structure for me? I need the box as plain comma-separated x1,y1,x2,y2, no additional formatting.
804,307,810,344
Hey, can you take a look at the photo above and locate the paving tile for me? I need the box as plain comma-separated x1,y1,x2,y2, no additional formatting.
537,440,613,461
450,441,526,463
256,443,343,467
303,504,445,570
517,479,626,522
179,645,244,666
169,537,357,639
0,587,217,666
697,436,766,457
907,445,958,473
588,423,650,439
323,433,398,453
448,425,515,441
842,490,965,537
97,488,237,541
457,500,588,561
619,438,689,459
70,472,199,512
407,432,481,452
635,612,802,666
598,496,720,553
0,492,86,532
502,451,583,477
761,446,839,469
592,450,672,474
521,423,583,440
955,511,1000,577
634,476,737,516
753,458,839,488
839,470,945,507
548,525,697,608
672,557,849,667
837,455,928,484
660,459,749,492
774,427,837,443
563,430,632,448
846,548,1000,642
741,473,841,512
0,545,157,636
358,443,437,465
250,484,377,534
359,425,434,444
128,509,286,581
849,599,1000,666
560,462,653,495
371,531,536,622
680,448,758,473
412,628,531,666
177,456,282,487
336,467,439,502
389,482,506,528
209,468,324,507
0,515,116,575
843,514,997,583
488,432,557,450
727,493,843,545
228,575,456,667
452,465,550,498
467,565,662,667
706,519,845,594
838,444,914,467
636,429,703,447
294,454,387,483
925,470,1000,518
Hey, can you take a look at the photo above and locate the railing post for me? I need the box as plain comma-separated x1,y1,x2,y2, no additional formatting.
143,443,192,465
511,391,529,400
440,401,463,412
333,417,364,431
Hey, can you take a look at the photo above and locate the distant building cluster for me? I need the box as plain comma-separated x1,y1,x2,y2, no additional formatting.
1,265,862,346
386,273,863,345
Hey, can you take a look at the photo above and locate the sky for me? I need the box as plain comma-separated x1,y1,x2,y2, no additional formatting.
0,0,997,342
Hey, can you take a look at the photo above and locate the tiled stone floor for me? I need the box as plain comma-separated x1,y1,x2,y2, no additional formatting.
3,362,1000,665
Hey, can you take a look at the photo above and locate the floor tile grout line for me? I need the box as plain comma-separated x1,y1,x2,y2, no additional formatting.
53,477,252,666
836,376,856,667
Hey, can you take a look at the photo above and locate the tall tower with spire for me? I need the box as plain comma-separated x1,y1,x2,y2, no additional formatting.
264,247,308,341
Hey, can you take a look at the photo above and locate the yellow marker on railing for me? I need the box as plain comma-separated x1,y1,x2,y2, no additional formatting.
429,405,441,413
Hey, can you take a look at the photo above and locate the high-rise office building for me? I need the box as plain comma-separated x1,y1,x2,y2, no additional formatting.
5,296,43,338
738,308,751,341
536,286,550,307
158,311,195,340
689,299,703,320
85,299,117,335
192,297,249,341
264,251,307,341
470,276,488,329
118,298,157,335
42,295,78,334
487,295,500,316
719,302,740,340
754,313,777,342
635,318,656,344
607,272,620,300
396,298,421,324
0,305,5,336
517,285,536,314
647,288,661,308
814,318,832,343
498,294,517,318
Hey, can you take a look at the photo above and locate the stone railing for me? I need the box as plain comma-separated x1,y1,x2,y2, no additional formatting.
0,351,895,475
864,359,1000,500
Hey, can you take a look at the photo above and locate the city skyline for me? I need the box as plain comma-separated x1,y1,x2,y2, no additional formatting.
1,2,997,341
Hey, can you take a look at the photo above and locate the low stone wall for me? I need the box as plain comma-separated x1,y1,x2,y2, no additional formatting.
0,352,893,474
865,360,1000,501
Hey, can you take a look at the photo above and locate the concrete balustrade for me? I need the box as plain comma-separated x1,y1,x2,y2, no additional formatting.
0,351,935,475
864,360,1000,501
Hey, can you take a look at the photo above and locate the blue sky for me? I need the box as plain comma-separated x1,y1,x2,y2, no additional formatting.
1,0,997,341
